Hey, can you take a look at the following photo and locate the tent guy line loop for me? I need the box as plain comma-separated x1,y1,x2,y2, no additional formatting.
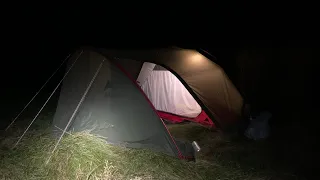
54,125,73,136
5,53,72,131
46,58,106,164
12,50,84,149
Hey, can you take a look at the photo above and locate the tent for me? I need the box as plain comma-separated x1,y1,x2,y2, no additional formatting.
52,47,243,159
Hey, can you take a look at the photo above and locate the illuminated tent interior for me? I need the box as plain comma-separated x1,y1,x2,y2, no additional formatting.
52,47,243,159
137,62,203,124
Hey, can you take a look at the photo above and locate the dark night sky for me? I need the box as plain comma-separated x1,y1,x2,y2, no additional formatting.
1,23,75,121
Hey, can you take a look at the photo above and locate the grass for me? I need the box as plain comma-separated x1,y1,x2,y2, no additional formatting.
0,130,259,180
167,123,300,180
0,113,301,180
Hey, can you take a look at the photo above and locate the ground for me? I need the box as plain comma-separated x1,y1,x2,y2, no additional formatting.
0,109,302,180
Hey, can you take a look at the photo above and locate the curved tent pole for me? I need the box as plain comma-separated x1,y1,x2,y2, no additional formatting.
46,58,105,164
12,50,83,148
5,53,72,131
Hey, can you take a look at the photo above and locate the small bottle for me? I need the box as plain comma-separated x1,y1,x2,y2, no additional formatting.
192,141,201,152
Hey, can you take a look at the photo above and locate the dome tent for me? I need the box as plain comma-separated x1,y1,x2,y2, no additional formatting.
52,47,243,159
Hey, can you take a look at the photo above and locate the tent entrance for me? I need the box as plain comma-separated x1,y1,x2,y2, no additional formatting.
137,63,214,127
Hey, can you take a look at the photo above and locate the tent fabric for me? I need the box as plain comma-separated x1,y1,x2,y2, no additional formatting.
136,62,155,86
158,110,215,127
111,57,143,80
153,64,167,71
52,50,182,158
114,62,194,159
98,48,244,129
140,65,202,118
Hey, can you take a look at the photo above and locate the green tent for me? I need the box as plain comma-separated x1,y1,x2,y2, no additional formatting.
52,47,243,159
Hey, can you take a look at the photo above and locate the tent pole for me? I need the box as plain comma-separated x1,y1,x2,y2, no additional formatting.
12,50,83,148
46,58,105,164
5,53,72,131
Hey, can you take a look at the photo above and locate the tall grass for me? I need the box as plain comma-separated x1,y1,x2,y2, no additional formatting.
0,112,300,179
1,129,263,180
